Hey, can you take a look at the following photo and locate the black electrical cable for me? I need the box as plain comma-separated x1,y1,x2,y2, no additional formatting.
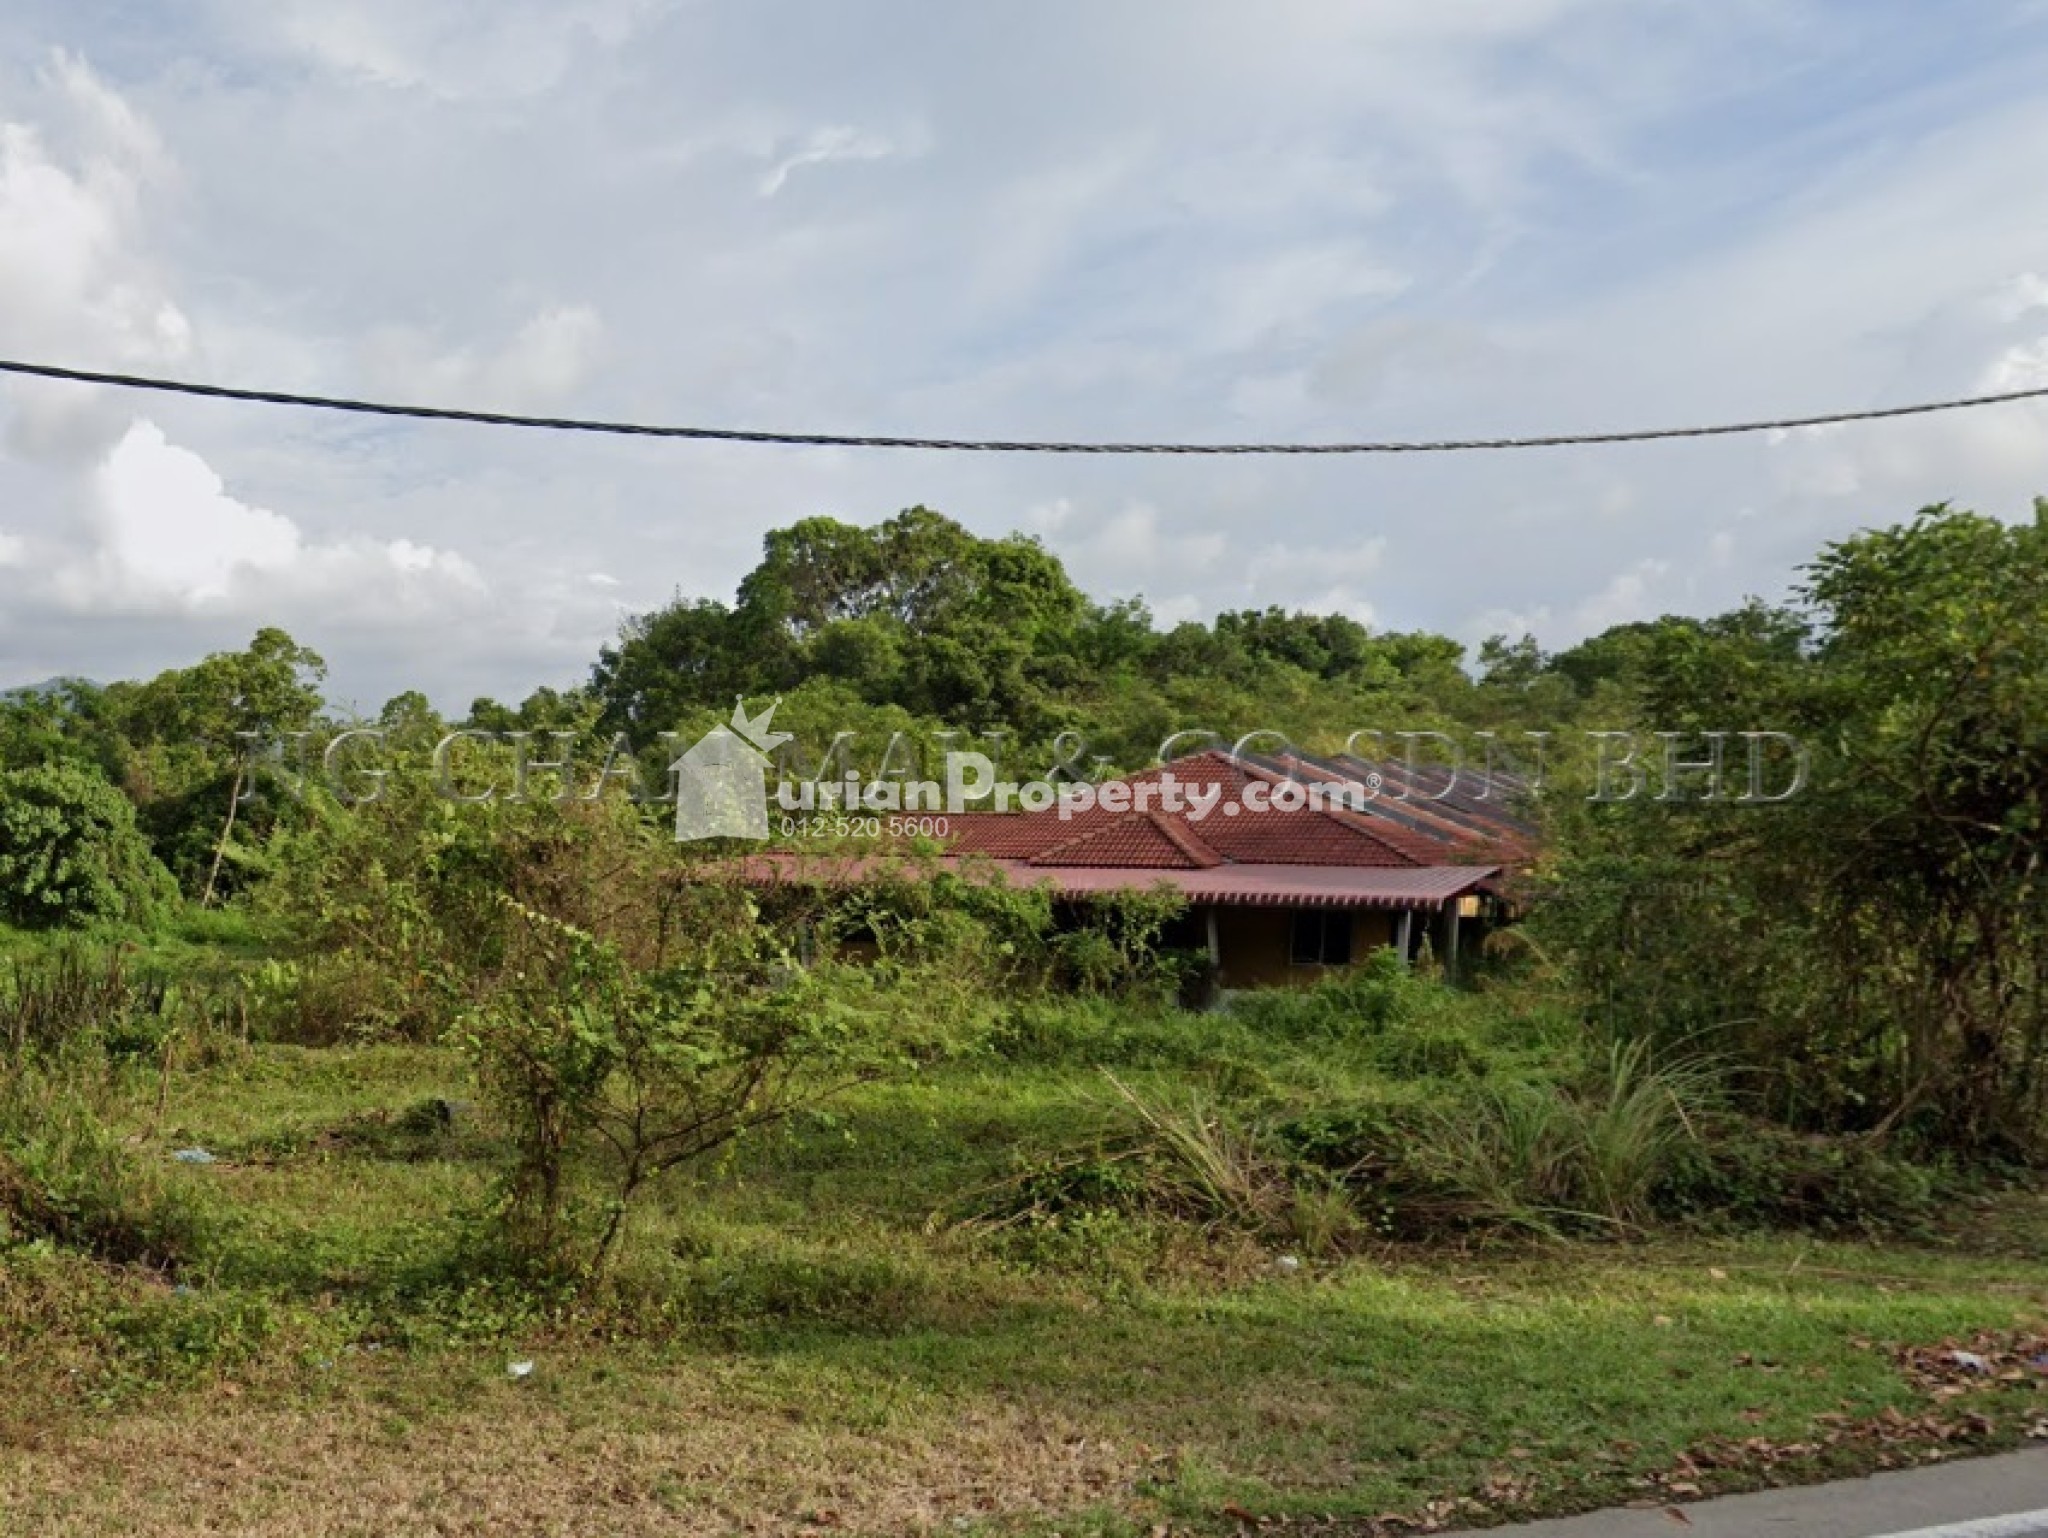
4,356,2045,455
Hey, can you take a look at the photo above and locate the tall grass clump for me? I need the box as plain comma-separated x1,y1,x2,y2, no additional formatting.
1419,1039,1718,1233
1102,1073,1297,1236
1225,949,1573,1088
963,1074,1364,1258
991,995,1267,1070
0,945,231,1270
1,945,171,1060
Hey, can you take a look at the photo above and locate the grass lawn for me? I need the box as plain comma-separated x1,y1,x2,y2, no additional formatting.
3,1041,2045,1536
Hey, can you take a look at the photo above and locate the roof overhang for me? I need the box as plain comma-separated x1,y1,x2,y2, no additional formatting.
740,853,1501,910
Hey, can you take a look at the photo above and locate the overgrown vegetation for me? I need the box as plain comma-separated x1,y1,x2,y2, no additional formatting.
2,501,2046,1532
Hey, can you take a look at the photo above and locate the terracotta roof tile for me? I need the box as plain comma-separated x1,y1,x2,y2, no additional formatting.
936,750,1536,873
1030,810,1224,868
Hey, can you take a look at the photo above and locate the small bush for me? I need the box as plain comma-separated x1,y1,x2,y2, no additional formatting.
1655,1118,1940,1235
1270,1102,1421,1173
1012,1151,1154,1215
241,954,409,1045
1366,1019,1494,1081
1046,889,1194,1003
970,1075,1368,1259
669,1241,932,1332
991,998,1257,1070
1227,947,1418,1039
985,1205,1168,1288
1103,1074,1296,1235
106,1289,278,1379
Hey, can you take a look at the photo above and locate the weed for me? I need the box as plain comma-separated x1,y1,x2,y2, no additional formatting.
1417,1040,1719,1234
0,1067,217,1268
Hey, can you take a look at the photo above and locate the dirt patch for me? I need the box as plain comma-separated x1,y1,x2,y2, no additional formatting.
0,1373,1144,1537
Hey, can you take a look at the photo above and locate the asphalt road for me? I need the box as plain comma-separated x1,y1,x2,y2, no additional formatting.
1449,1448,2048,1538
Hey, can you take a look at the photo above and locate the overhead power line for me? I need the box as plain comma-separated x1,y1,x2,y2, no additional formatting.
3,355,2047,455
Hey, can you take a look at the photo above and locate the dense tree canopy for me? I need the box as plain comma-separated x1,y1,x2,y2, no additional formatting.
591,507,1501,768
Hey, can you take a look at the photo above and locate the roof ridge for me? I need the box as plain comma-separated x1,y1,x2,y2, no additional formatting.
1265,750,1525,862
1027,809,1203,869
1319,802,1439,866
1240,753,1434,868
1024,815,1117,866
1145,808,1224,868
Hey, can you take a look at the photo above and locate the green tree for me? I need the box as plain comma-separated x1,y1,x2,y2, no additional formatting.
0,680,130,784
1793,503,2048,1148
0,762,171,929
1536,504,2048,1156
117,628,327,903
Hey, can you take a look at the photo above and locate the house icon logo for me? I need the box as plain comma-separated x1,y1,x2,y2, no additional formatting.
673,698,791,841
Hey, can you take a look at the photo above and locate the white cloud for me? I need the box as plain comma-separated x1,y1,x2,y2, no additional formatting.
1245,539,1388,589
86,421,298,603
0,530,25,567
1070,502,1229,588
0,57,189,463
1296,588,1378,626
758,125,915,198
1571,558,1672,634
6,3,2048,707
60,421,485,615
1148,594,1205,626
1203,243,1409,352
1753,269,2048,515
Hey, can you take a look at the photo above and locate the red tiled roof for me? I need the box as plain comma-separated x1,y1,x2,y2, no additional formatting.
1031,810,1224,868
936,811,1055,858
746,751,1532,914
1179,802,1418,866
1257,752,1538,865
940,750,1514,872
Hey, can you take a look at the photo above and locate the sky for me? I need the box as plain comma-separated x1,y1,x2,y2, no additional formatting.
4,1,2048,713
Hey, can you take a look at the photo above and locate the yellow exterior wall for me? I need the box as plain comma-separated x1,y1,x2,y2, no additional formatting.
1212,905,1399,990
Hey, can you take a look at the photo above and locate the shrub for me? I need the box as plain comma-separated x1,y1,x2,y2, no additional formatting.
1047,889,1196,1003
990,997,1261,1070
1654,1118,1940,1235
1226,946,1418,1039
0,762,173,930
669,1241,932,1332
1102,1074,1296,1235
1365,1018,1494,1081
460,895,992,1278
239,954,407,1046
977,1075,1366,1258
985,1205,1168,1289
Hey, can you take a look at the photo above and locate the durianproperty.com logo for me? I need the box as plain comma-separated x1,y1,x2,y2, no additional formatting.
241,701,1811,844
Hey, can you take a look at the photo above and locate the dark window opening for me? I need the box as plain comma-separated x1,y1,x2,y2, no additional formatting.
1289,908,1353,967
